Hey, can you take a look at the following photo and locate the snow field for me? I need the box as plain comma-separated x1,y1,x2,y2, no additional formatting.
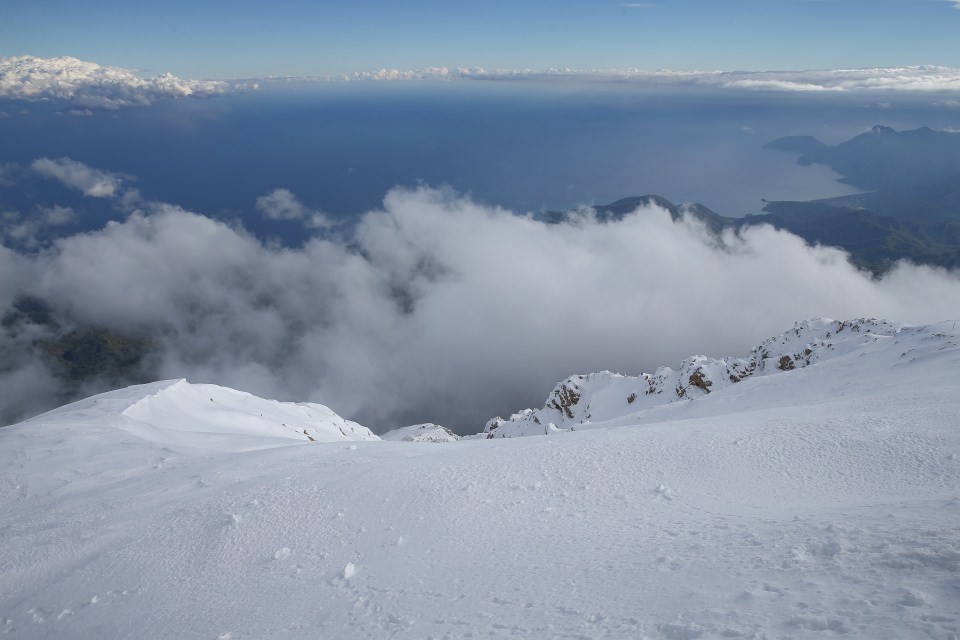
1,319,959,638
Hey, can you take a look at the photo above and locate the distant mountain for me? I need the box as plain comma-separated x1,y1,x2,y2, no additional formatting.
540,195,729,234
758,125,960,270
745,204,960,272
547,194,960,274
763,174,960,223
765,125,960,192
762,135,827,158
580,128,960,271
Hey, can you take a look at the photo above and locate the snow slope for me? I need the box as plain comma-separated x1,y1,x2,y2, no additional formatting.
1,320,959,639
10,378,378,453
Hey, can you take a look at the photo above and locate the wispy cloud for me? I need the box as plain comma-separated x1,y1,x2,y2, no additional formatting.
30,158,123,198
31,158,125,198
1,205,76,250
255,188,330,229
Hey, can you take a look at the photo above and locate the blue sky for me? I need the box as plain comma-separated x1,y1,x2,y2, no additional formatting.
2,0,960,79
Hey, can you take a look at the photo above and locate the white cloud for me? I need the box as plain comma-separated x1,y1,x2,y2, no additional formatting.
0,55,247,109
4,185,959,431
31,157,124,198
336,65,960,93
341,67,455,82
255,188,330,229
715,67,960,92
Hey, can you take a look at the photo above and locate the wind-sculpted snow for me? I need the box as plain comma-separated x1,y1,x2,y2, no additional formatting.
1,319,959,638
483,318,928,437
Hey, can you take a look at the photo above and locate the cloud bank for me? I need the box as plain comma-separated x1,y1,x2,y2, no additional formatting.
4,55,957,101
2,164,960,431
336,65,960,93
0,55,253,109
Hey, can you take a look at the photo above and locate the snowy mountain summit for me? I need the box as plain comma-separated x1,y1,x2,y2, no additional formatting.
484,318,955,437
16,378,378,452
381,423,461,442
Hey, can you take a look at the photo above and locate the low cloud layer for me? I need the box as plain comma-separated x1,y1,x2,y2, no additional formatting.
4,55,957,103
2,170,960,431
338,65,960,93
0,55,252,109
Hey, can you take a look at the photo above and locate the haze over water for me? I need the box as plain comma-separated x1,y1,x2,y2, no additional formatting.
8,80,953,231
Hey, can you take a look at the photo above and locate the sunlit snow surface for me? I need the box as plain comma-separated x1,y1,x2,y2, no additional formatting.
1,319,959,638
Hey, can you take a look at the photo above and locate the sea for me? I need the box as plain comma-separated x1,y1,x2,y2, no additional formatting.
3,79,959,240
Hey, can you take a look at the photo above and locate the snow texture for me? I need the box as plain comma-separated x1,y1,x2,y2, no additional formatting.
1,319,959,639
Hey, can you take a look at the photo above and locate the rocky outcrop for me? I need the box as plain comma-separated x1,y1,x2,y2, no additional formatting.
483,318,904,438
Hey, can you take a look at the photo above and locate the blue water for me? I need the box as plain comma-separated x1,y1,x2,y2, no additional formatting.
3,81,959,239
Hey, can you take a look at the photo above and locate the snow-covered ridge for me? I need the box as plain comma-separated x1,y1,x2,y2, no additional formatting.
380,423,461,443
484,318,956,438
19,378,378,452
